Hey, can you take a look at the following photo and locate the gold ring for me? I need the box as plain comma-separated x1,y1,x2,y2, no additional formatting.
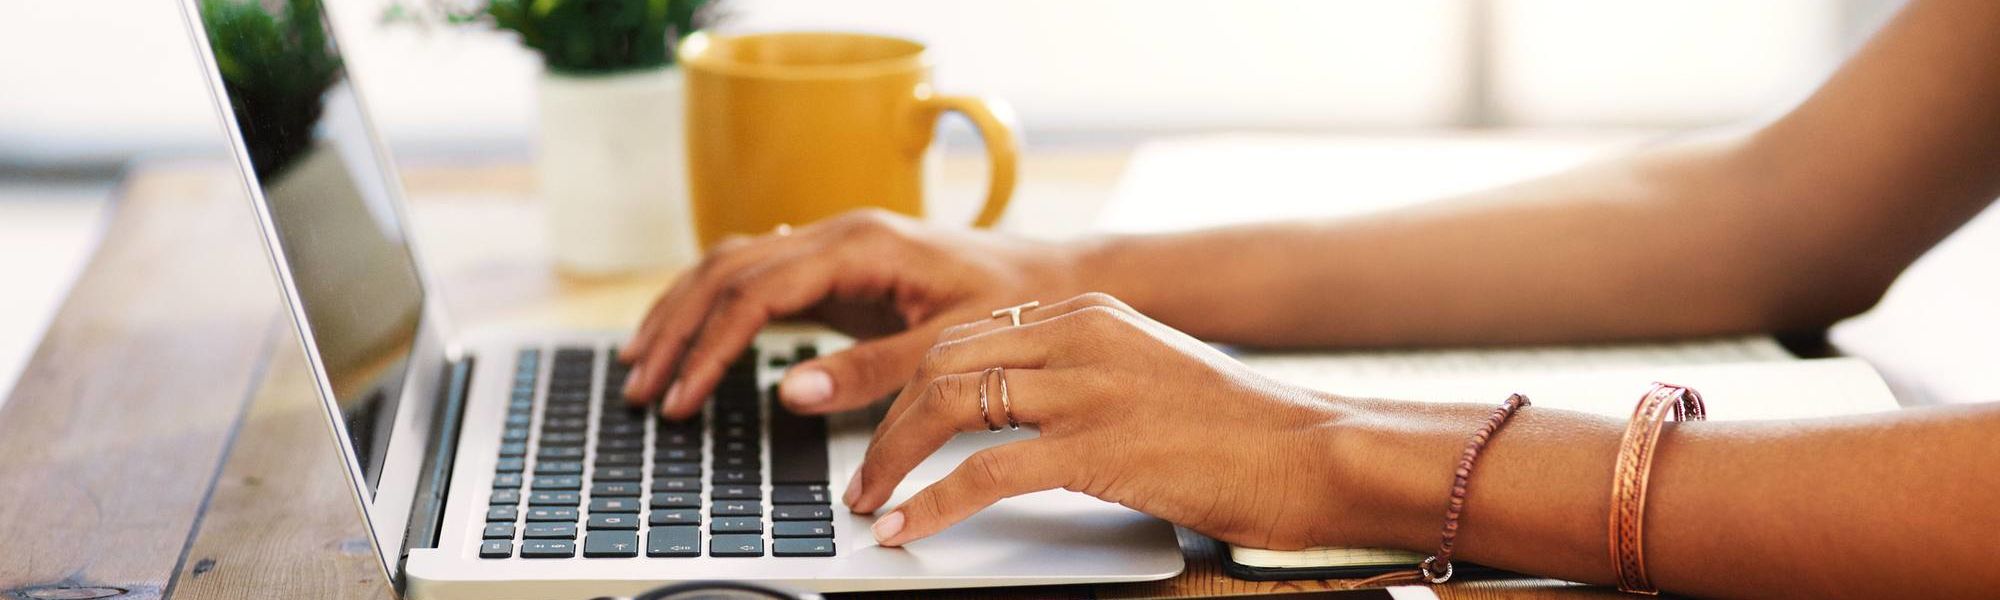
989,301,1040,327
977,368,1002,432
996,367,1018,430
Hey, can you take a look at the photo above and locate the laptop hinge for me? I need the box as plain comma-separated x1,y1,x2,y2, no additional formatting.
397,355,474,588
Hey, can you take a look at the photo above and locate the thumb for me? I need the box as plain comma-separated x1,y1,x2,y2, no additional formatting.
779,328,933,414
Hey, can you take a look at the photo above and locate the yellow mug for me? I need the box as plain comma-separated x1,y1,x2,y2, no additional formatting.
679,31,1018,247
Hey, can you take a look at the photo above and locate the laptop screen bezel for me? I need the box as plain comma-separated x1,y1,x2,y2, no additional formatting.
175,0,456,581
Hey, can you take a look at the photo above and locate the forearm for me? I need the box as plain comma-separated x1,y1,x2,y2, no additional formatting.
1325,398,2000,598
1074,135,1853,347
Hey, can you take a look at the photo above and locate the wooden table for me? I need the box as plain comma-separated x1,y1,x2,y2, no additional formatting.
3,148,1994,600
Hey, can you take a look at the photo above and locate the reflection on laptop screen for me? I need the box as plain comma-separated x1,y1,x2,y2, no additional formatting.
194,0,424,497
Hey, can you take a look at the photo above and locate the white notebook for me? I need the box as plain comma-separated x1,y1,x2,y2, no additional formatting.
1227,336,1901,572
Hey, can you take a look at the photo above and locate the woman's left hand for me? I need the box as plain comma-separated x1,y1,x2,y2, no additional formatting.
844,292,1371,550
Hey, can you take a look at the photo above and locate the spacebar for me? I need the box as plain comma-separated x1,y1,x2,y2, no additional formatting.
769,388,830,484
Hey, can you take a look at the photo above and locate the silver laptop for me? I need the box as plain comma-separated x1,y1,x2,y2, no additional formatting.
176,2,1182,598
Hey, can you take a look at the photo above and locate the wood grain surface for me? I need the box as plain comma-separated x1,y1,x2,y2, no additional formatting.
0,166,284,600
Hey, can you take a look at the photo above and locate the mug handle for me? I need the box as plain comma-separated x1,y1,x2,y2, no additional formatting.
912,88,1018,228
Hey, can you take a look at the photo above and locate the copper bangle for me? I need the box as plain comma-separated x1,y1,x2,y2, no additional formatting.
1419,393,1532,584
1607,382,1707,595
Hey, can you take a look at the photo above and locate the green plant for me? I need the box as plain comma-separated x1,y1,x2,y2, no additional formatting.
200,0,344,177
390,0,716,75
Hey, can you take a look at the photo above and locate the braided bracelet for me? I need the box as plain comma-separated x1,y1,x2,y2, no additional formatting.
1607,382,1706,594
1419,392,1533,583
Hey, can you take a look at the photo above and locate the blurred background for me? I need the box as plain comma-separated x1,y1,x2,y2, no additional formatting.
0,0,1903,399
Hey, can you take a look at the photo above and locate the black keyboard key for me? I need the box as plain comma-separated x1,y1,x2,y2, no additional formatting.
537,446,585,460
772,485,830,505
490,489,521,504
545,404,589,418
713,453,756,470
656,431,701,448
648,509,700,526
493,473,523,488
542,417,589,432
652,478,699,493
656,448,700,463
647,526,700,557
587,513,641,530
598,438,645,452
528,491,579,506
597,467,642,481
710,517,761,534
502,427,530,442
773,521,833,538
712,470,759,485
487,506,518,521
599,422,646,437
715,424,755,441
523,522,577,539
773,505,832,521
585,531,641,557
479,540,513,558
521,539,575,558
535,461,584,475
651,492,700,509
499,442,528,457
483,523,517,539
716,439,756,455
596,452,644,467
773,538,835,557
589,497,642,513
712,485,760,500
715,409,755,427
533,476,582,490
711,500,761,517
795,343,818,361
710,534,764,557
505,413,532,428
494,457,525,473
525,507,579,522
542,432,587,446
654,463,700,477
592,481,641,497
770,402,831,484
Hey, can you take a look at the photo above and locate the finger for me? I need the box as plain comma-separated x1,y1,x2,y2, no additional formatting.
933,291,1137,345
850,368,1062,514
621,232,808,404
657,251,849,419
870,441,1068,547
622,233,754,364
874,307,1100,443
778,327,935,415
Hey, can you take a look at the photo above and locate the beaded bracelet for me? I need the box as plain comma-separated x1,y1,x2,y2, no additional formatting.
1608,382,1706,594
1419,392,1533,583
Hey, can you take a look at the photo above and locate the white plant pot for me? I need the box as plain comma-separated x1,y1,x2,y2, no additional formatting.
537,67,697,275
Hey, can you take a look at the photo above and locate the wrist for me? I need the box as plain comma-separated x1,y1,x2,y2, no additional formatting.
1317,397,1484,552
1058,234,1156,310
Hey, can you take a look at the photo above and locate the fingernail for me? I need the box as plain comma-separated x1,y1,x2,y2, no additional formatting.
872,511,905,545
660,382,683,416
622,363,644,396
781,367,834,406
843,468,863,507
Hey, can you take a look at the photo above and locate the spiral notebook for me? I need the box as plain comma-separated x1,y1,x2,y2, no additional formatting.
1224,336,1902,579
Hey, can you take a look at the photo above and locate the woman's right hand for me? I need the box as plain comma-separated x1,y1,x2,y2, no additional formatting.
620,209,1086,420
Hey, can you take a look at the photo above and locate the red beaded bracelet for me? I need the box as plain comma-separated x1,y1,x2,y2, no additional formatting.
1419,392,1533,583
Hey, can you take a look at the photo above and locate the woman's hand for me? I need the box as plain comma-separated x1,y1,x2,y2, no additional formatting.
621,209,1083,419
845,292,1368,551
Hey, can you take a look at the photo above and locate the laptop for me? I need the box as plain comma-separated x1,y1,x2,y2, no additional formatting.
175,2,1183,598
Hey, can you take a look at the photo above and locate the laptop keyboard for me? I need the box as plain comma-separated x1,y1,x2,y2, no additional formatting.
480,344,835,559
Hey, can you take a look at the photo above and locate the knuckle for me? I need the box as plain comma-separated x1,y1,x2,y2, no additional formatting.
919,341,955,373
937,322,978,343
966,450,1007,490
1071,291,1122,309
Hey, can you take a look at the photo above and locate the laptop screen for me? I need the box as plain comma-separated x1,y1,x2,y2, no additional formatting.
193,0,425,498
